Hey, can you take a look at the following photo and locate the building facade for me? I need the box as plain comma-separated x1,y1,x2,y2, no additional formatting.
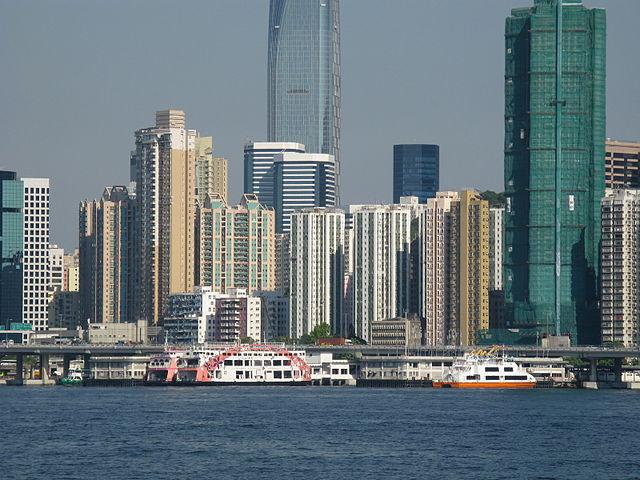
489,207,504,291
352,204,412,342
504,1,605,344
289,208,344,338
0,171,23,329
274,152,336,232
419,191,458,345
243,141,306,209
22,178,51,331
605,139,640,189
267,0,341,195
449,190,489,346
79,186,134,324
393,144,439,204
164,287,218,345
195,135,228,205
130,109,198,324
600,189,640,346
196,194,275,294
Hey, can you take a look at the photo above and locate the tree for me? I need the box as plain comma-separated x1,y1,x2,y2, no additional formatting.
240,337,254,344
310,323,331,340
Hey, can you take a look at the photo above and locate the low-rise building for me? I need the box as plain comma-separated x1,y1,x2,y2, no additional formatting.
370,317,423,347
85,320,147,344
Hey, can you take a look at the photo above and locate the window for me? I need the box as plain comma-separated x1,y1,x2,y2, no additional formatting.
486,376,500,381
234,360,243,366
504,367,513,372
273,371,282,379
224,360,233,366
485,367,499,372
505,375,528,381
284,371,292,379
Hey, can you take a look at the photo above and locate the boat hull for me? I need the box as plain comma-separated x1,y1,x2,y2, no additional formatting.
145,380,311,387
433,381,535,389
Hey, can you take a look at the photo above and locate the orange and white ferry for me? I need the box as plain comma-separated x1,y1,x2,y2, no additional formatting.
433,347,536,389
145,350,186,384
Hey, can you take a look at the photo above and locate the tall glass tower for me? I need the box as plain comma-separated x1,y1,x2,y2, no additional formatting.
0,171,23,328
393,144,439,203
267,0,341,198
503,0,605,345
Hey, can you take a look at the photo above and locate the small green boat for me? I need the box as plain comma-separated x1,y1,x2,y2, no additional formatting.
59,371,84,386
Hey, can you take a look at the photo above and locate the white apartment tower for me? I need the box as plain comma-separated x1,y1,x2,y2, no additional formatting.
489,207,504,291
289,208,344,338
22,178,50,330
419,191,459,345
601,189,640,346
352,204,412,342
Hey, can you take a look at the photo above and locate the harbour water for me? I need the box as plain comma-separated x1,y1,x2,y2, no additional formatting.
3,387,639,479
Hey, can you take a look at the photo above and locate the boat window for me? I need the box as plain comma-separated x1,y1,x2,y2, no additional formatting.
444,362,453,366
466,375,478,380
254,360,262,367
485,367,499,372
504,367,514,372
234,360,243,366
505,375,528,381
244,360,251,366
283,360,291,366
485,376,500,380
273,360,282,366
432,362,442,367
264,360,271,366
273,371,282,379
284,371,292,379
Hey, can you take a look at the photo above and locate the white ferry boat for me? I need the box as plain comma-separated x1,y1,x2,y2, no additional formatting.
433,347,536,389
145,350,186,384
174,343,311,386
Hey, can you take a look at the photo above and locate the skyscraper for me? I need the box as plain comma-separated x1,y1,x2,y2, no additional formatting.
130,109,197,324
79,186,134,324
504,0,605,344
244,141,305,209
393,144,439,204
0,171,23,329
352,204,412,342
289,207,344,338
267,0,341,197
273,152,336,232
195,135,228,205
419,191,458,345
600,189,640,347
21,178,51,331
449,190,490,346
196,194,275,294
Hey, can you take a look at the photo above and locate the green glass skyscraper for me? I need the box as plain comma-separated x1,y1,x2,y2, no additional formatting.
0,171,24,328
503,0,605,345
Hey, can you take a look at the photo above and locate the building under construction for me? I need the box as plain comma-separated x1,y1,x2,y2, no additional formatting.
503,0,606,345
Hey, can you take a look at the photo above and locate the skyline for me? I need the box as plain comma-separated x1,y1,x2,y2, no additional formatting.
1,0,639,250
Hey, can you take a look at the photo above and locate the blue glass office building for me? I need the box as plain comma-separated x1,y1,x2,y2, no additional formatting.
393,144,440,203
268,0,341,196
0,171,23,328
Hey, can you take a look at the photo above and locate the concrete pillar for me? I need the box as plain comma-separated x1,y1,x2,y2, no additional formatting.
589,358,597,382
62,354,72,377
40,354,50,383
614,358,623,383
83,353,91,379
16,353,24,384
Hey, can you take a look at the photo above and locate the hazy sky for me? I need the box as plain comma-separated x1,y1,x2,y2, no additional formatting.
1,0,639,250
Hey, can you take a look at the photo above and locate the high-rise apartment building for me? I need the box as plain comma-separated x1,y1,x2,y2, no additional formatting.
605,139,640,189
268,0,341,196
63,250,79,292
21,178,51,330
504,1,605,344
79,186,135,324
196,194,275,294
393,144,439,204
0,171,23,328
274,152,336,232
195,135,228,205
289,208,344,338
352,204,412,342
600,189,640,346
130,109,197,324
243,141,306,212
419,191,459,345
449,190,489,346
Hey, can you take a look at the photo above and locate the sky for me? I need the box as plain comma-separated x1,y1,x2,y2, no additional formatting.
1,0,639,251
